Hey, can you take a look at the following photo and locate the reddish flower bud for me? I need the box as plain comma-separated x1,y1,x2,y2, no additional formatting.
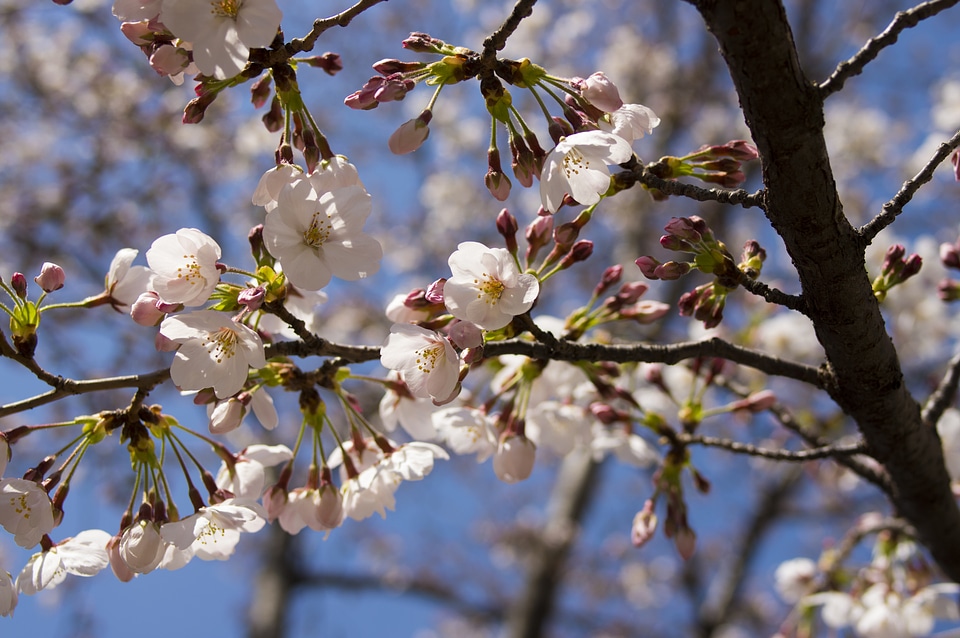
34,262,65,292
301,52,343,75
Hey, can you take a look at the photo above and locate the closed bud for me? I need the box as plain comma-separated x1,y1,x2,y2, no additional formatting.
10,273,27,299
492,434,536,483
34,262,65,293
631,499,658,548
301,52,343,75
559,240,594,268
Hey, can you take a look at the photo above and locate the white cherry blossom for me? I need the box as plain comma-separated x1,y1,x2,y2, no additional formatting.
598,103,660,144
215,444,293,499
443,241,540,330
432,407,498,462
160,310,266,399
0,479,56,549
262,181,382,290
493,434,536,483
341,463,401,521
105,248,152,310
161,0,282,79
17,529,112,595
0,570,15,617
119,520,166,574
540,131,633,213
379,374,442,440
278,485,343,534
146,228,222,307
381,323,461,403
160,499,266,561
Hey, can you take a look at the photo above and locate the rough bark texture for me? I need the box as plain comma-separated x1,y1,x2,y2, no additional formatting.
688,0,960,580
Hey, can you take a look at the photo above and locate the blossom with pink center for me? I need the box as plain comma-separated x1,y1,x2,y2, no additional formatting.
539,131,634,213
159,310,266,399
444,242,540,330
146,228,222,307
161,0,282,79
381,324,461,403
262,181,382,291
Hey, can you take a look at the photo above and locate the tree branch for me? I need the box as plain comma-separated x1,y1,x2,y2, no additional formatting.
689,0,960,582
922,351,960,427
737,275,807,314
0,369,170,418
676,433,865,462
615,163,767,209
819,0,960,98
859,128,960,244
481,0,539,65
482,336,823,387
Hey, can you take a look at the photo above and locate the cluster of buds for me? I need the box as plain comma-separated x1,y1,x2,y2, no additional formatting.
872,244,922,302
636,218,765,329
939,237,960,301
645,140,759,199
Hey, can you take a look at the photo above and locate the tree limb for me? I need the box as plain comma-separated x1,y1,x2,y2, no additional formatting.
676,433,865,462
819,0,960,98
688,0,960,581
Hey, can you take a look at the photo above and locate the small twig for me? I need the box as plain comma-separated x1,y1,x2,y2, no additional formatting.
677,433,865,461
480,0,539,65
859,128,960,244
287,0,389,56
922,352,960,427
819,0,960,98
737,276,807,315
482,336,823,387
616,165,767,209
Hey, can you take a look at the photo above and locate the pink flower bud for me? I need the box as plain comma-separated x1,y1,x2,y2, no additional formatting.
372,58,425,74
579,71,624,113
485,169,512,201
130,291,166,326
674,526,697,560
635,256,662,279
593,265,623,297
301,52,343,75
10,272,27,298
401,32,447,54
559,240,593,268
492,434,536,483
34,262,64,292
388,110,432,155
631,500,657,548
425,278,445,304
941,242,960,270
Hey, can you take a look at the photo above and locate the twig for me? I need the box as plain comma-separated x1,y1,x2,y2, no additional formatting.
480,0,539,65
482,336,824,387
287,0,389,56
819,0,960,98
616,165,767,209
859,129,960,244
676,433,866,461
737,276,807,314
922,351,960,427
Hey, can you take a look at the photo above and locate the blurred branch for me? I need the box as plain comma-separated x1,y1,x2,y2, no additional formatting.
922,351,960,427
695,465,804,637
737,275,807,314
859,128,960,244
505,447,598,638
819,0,960,98
676,433,865,461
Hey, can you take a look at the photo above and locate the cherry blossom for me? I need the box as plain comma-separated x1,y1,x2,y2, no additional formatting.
262,181,382,290
539,131,634,213
379,374,442,440
578,71,623,113
443,242,540,330
774,557,817,603
17,529,112,595
161,0,283,79
492,434,536,483
381,324,461,403
0,570,15,617
432,407,498,462
215,444,293,500
159,310,266,399
146,228,222,307
105,248,152,310
0,479,56,549
119,520,166,574
251,164,303,208
382,442,449,481
112,0,161,21
340,463,401,521
278,485,343,534
160,499,266,561
207,388,278,434
598,104,661,144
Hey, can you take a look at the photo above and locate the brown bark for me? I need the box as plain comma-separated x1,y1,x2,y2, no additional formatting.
686,0,960,580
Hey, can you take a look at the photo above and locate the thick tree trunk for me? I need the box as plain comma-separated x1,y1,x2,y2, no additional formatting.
686,0,960,580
